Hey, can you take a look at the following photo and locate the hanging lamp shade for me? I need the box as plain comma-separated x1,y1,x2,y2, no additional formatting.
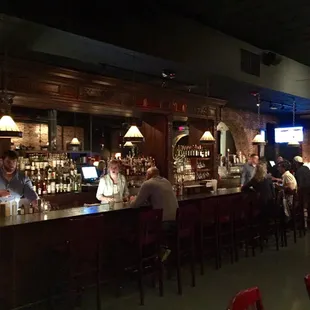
200,130,215,144
252,132,266,145
0,115,22,138
70,137,81,145
124,141,134,147
123,125,144,143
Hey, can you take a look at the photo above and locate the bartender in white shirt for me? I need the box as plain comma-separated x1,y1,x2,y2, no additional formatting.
96,159,129,203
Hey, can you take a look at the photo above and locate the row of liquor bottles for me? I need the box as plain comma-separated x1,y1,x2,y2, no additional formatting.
18,154,82,195
175,145,212,158
119,156,156,177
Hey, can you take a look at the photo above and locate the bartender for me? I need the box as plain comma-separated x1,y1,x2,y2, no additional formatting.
0,150,38,207
96,159,129,203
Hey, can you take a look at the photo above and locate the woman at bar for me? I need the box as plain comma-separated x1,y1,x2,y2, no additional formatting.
97,160,106,177
96,159,129,203
242,163,275,220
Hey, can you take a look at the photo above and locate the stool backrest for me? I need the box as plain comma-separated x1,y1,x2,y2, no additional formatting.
138,209,163,249
68,215,104,260
304,274,310,299
227,287,264,310
200,197,218,223
176,205,198,239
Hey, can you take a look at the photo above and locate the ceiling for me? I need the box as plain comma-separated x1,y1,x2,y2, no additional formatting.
2,4,310,115
162,0,310,66
3,0,310,66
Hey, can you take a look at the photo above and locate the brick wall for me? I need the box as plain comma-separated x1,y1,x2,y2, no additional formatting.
11,122,84,151
222,108,278,157
302,129,310,162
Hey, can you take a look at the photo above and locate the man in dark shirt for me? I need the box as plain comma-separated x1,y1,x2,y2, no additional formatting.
271,156,284,180
293,156,310,228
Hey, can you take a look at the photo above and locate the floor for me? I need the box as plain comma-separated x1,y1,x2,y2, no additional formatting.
35,233,310,310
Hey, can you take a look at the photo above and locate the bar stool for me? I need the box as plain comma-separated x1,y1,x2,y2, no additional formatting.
136,209,164,305
291,190,306,243
66,215,104,310
217,196,235,267
199,197,219,273
165,204,198,295
233,194,251,261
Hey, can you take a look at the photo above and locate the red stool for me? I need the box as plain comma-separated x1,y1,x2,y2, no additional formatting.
304,274,310,299
227,286,264,310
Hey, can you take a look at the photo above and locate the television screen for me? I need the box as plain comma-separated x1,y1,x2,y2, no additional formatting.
81,166,98,180
274,126,303,143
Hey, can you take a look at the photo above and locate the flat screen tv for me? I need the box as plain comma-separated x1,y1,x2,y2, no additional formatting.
274,126,303,143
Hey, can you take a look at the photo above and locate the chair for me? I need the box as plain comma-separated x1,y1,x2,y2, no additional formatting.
227,286,264,310
304,274,310,299
136,209,163,305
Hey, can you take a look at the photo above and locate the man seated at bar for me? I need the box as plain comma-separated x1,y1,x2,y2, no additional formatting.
130,167,178,223
0,150,38,207
241,154,259,186
96,159,129,203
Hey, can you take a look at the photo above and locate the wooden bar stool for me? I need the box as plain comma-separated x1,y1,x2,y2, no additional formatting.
66,215,104,310
136,209,164,305
199,197,219,273
233,194,251,261
174,204,198,295
217,196,235,267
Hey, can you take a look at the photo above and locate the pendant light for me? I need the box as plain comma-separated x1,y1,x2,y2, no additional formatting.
70,112,80,146
252,93,266,145
0,50,22,138
200,79,215,144
124,141,134,147
123,53,145,143
287,99,300,147
123,124,144,143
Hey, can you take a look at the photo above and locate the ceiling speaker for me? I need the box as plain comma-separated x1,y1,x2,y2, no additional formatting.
262,52,282,66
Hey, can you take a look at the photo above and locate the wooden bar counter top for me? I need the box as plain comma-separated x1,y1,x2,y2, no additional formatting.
0,187,241,228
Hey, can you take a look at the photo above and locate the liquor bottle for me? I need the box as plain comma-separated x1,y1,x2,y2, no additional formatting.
59,176,64,193
37,180,42,196
42,179,47,195
47,179,51,195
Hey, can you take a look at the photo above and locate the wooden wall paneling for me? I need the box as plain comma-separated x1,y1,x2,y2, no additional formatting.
139,114,168,177
0,139,11,156
4,57,226,118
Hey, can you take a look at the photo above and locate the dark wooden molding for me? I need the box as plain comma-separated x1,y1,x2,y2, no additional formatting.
2,56,227,118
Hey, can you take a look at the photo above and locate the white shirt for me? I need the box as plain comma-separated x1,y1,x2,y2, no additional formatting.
96,174,129,201
130,176,179,221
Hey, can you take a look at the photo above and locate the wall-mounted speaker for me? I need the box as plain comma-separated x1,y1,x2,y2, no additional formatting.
262,52,282,66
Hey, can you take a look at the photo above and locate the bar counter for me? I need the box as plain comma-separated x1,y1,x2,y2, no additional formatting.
0,187,241,228
0,187,242,309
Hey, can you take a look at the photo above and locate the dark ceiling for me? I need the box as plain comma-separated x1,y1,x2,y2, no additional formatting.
2,0,310,66
2,1,310,116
